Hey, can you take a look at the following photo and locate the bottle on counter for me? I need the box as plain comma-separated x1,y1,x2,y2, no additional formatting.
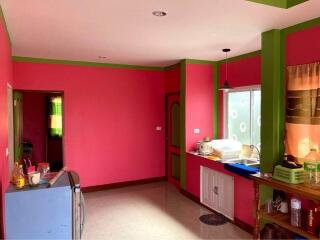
15,165,25,190
11,162,19,185
291,198,301,227
304,149,320,189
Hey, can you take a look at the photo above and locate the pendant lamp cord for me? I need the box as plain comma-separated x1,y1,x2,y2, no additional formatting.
225,51,228,82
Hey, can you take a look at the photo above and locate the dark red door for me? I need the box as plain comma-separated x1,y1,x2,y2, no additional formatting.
166,94,180,187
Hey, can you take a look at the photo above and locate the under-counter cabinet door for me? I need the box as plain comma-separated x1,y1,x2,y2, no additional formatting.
200,166,234,220
200,166,217,208
200,166,212,208
200,166,218,210
217,172,234,220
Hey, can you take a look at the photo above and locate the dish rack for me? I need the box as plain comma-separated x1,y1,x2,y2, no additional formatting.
272,165,304,184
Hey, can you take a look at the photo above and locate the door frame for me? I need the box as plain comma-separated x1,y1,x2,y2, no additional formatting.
165,92,180,181
12,89,65,169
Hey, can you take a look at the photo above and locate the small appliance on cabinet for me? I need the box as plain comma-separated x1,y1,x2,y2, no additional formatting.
5,171,85,239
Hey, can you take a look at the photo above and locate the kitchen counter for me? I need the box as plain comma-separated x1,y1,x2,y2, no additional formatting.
185,152,256,227
188,151,260,169
6,172,69,193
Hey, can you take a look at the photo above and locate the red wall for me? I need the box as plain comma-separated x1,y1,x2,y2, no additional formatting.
0,16,12,238
286,25,320,66
185,64,214,151
164,64,180,93
13,62,165,187
22,92,47,165
218,56,261,138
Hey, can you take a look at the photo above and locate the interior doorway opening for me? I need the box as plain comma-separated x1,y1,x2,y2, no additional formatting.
13,90,64,173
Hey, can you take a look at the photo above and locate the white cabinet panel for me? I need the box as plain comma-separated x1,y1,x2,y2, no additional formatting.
200,166,234,220
217,172,234,220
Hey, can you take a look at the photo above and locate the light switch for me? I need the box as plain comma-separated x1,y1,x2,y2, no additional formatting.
6,148,9,157
194,128,200,134
156,126,162,131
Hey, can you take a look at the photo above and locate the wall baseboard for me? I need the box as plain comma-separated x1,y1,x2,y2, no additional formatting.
82,176,166,193
180,189,254,235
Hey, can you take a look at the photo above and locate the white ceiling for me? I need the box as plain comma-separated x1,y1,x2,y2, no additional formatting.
1,0,320,67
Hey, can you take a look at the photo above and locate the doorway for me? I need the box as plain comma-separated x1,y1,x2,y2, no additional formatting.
13,90,64,172
166,93,180,187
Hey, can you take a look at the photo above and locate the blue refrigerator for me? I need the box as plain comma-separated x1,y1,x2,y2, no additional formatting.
5,171,84,239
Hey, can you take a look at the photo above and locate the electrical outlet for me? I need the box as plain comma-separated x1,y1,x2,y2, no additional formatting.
194,128,200,134
156,126,162,131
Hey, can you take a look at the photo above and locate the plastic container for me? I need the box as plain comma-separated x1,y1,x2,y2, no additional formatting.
291,198,301,227
304,149,320,189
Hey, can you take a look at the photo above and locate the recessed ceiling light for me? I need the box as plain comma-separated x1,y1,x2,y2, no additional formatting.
152,11,167,17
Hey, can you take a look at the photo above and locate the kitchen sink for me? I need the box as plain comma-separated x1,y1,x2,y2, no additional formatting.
223,158,260,168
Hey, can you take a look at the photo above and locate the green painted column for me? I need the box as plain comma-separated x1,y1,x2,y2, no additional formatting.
213,62,219,139
260,29,286,206
180,60,187,189
261,29,285,173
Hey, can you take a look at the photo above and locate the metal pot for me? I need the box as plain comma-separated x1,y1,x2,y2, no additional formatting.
198,141,213,155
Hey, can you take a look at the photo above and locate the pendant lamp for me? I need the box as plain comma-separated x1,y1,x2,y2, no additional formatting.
219,48,233,92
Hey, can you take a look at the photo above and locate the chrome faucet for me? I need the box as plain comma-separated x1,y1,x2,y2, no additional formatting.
250,145,261,161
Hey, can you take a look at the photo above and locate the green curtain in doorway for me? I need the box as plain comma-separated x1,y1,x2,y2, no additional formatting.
49,96,63,137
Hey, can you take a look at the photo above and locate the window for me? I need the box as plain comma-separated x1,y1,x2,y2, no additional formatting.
224,86,261,148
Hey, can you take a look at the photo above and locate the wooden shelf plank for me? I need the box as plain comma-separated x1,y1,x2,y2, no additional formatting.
251,173,320,202
259,209,319,239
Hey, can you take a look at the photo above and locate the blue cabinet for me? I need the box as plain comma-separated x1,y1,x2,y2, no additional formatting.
5,173,72,239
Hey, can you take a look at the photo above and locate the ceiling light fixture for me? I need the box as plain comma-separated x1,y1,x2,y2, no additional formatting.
219,48,233,92
152,11,167,17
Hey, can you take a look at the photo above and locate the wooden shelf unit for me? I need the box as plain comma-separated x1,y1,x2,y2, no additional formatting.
259,208,317,239
251,173,320,239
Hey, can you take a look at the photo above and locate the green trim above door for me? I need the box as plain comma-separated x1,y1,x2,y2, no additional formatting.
282,17,320,35
246,0,308,9
12,56,164,71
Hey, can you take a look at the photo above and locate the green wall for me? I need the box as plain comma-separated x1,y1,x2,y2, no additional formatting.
247,0,308,9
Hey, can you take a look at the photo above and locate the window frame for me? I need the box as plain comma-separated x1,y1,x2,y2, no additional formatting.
223,85,261,145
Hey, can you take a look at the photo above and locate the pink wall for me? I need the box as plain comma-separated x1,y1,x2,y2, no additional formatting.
286,25,320,66
218,56,261,138
185,57,260,227
164,64,180,93
22,92,47,164
0,15,12,238
185,64,214,151
13,62,165,187
186,153,255,226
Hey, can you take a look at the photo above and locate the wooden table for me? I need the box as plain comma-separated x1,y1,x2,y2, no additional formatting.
251,173,320,239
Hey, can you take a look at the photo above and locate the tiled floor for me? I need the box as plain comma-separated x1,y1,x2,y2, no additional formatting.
82,181,252,240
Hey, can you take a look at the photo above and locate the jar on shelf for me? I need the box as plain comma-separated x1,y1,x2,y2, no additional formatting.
304,149,320,189
290,198,301,227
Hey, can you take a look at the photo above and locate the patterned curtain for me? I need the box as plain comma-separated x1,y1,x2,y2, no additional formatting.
286,62,320,163
49,96,63,137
